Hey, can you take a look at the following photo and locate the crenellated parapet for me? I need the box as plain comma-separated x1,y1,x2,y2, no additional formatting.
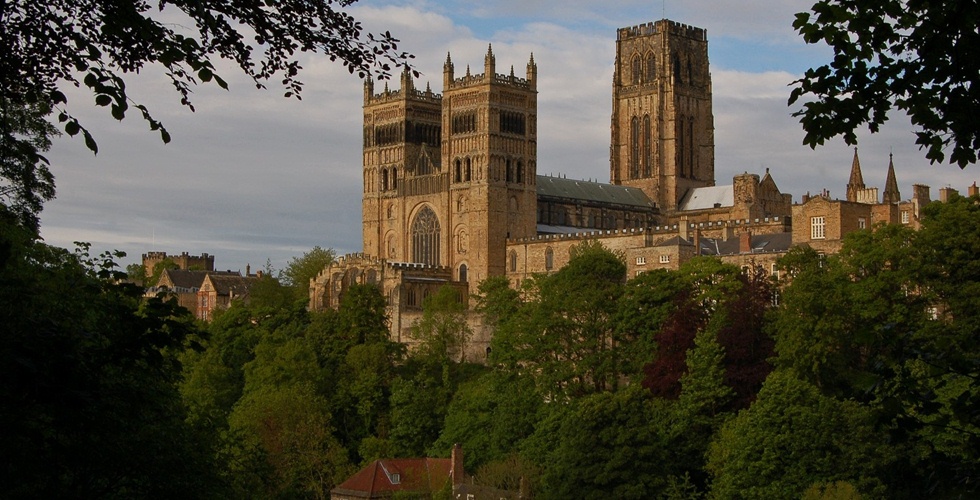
507,216,789,245
617,19,706,41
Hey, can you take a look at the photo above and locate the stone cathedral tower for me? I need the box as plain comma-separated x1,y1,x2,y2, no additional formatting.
360,47,537,286
610,20,715,211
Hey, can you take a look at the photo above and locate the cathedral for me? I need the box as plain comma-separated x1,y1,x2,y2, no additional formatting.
310,19,945,358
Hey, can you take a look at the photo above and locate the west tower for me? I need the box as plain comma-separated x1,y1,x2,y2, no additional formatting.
362,69,444,266
610,20,715,211
442,46,538,283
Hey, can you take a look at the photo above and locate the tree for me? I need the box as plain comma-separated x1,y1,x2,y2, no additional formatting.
0,211,222,497
412,285,473,364
282,246,336,296
789,1,980,167
1,0,414,219
0,99,58,232
706,370,890,499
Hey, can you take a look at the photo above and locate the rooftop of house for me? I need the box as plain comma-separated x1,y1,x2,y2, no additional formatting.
677,185,734,211
331,458,451,498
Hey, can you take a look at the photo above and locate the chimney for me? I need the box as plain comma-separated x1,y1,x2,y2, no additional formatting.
740,231,752,254
451,443,464,485
969,182,979,198
939,187,958,203
246,264,251,276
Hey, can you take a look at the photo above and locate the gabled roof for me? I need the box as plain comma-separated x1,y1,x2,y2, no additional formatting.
677,185,733,211
536,175,655,208
656,236,694,247
203,274,259,297
697,232,792,256
331,458,451,498
159,269,239,291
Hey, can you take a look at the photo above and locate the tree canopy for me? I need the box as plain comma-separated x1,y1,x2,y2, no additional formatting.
789,0,980,167
1,0,414,228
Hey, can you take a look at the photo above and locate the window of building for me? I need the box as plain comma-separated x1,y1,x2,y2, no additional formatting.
771,262,779,279
631,55,641,84
858,217,866,229
659,255,670,264
901,210,910,224
811,216,826,239
645,52,656,81
642,115,652,177
630,116,640,179
458,264,468,282
509,250,517,272
545,248,554,271
411,206,440,266
636,256,646,265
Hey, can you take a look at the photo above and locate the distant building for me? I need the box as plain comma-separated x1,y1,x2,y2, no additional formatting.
141,251,214,278
197,273,261,322
149,269,240,318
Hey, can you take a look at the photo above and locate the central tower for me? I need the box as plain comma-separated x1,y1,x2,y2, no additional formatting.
610,20,715,211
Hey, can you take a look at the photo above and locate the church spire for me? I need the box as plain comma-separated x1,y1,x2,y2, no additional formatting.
846,147,865,202
882,153,901,204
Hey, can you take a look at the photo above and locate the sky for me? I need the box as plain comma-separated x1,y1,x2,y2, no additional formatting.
40,0,978,274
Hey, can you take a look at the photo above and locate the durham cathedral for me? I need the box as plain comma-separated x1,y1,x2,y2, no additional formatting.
310,19,958,358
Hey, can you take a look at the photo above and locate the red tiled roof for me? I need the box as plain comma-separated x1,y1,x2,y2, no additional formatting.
332,458,451,498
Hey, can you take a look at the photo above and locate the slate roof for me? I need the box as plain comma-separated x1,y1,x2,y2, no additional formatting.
697,232,792,256
536,175,655,208
677,185,734,211
158,269,239,291
331,458,451,499
205,274,259,297
656,235,695,247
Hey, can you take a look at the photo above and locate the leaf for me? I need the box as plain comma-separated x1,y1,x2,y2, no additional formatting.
95,94,112,106
65,120,80,136
83,129,99,154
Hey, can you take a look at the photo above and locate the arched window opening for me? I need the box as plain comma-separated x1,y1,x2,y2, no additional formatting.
517,161,524,183
391,168,397,189
411,206,440,266
459,264,468,282
678,117,685,177
645,52,656,81
673,54,682,84
643,115,652,177
506,159,513,183
687,57,694,84
688,119,695,178
630,116,640,179
509,250,517,272
381,169,389,191
631,55,641,85
464,158,472,181
545,247,554,271
454,159,461,182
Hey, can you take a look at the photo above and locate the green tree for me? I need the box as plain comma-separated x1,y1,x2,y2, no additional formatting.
491,240,627,398
540,385,671,499
412,285,473,364
706,370,889,499
282,246,336,298
789,1,980,167
0,211,222,497
0,99,59,232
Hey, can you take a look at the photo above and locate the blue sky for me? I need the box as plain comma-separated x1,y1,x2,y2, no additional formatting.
40,1,977,274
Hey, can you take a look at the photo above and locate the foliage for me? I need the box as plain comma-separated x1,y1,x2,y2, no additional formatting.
2,0,415,154
490,240,627,398
412,285,473,363
706,370,889,499
539,385,671,499
282,245,336,295
789,1,980,167
0,211,221,497
0,99,59,232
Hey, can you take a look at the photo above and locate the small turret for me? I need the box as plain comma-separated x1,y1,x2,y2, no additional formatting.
526,53,537,90
882,154,901,204
400,66,414,92
484,44,495,78
364,76,374,103
443,52,454,89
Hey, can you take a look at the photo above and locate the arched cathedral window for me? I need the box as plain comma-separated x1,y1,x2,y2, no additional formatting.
645,52,656,81
411,206,440,266
673,54,682,84
630,116,640,179
643,115,652,177
631,55,641,85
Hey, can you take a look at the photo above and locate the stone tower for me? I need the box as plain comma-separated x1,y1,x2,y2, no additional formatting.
441,46,538,283
361,68,444,267
610,19,715,211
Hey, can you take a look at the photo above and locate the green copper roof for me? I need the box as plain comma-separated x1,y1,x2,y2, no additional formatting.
536,175,655,208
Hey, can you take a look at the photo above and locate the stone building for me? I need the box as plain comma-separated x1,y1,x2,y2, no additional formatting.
311,18,923,355
141,251,214,277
